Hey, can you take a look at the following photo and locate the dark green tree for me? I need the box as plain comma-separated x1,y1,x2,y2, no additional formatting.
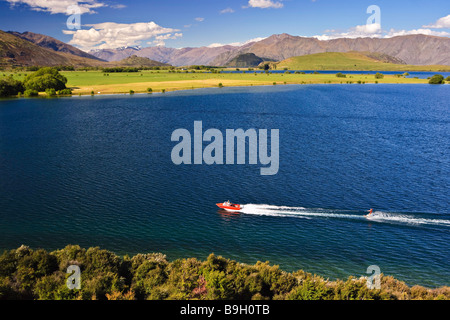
428,74,444,84
0,75,24,97
23,67,67,92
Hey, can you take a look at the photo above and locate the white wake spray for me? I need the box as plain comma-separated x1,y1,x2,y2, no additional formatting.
239,204,450,227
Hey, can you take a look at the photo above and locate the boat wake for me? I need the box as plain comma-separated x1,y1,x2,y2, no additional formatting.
239,204,450,227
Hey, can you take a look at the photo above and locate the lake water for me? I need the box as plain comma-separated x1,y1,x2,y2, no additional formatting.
0,84,449,287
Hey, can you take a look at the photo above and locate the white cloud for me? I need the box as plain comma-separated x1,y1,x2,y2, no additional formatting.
64,21,181,51
385,28,450,38
6,0,111,14
314,23,450,41
314,23,382,40
246,0,283,9
150,33,183,47
220,7,234,14
207,36,267,48
195,17,205,22
423,15,450,29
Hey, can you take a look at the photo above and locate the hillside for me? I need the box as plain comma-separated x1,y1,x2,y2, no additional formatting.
115,55,170,67
275,52,450,71
0,30,107,68
225,53,265,68
8,31,103,61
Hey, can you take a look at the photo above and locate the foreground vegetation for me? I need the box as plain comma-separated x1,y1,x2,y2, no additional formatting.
0,245,448,300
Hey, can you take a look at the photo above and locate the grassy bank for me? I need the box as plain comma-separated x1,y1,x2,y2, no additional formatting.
0,245,448,300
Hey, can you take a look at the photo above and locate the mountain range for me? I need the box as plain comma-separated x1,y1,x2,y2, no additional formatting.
1,30,449,68
0,30,168,68
89,33,450,67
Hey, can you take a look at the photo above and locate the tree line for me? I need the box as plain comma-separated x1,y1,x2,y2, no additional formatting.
0,245,448,300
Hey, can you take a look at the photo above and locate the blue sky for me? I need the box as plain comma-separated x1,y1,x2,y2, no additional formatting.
0,0,449,51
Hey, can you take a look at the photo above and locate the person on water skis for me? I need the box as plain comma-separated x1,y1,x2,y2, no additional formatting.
366,208,373,217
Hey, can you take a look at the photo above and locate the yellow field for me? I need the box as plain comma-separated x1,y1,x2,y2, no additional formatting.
62,70,432,95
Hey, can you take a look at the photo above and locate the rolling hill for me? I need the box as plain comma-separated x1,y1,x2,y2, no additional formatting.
225,53,265,68
114,55,171,67
275,52,450,71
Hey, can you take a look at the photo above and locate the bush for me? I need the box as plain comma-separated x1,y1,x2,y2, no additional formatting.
336,73,346,78
0,245,449,300
24,89,39,97
24,67,67,92
57,88,72,95
429,74,444,84
375,73,384,79
129,90,134,95
446,76,450,82
146,88,153,93
0,76,24,97
45,88,56,97
218,83,223,88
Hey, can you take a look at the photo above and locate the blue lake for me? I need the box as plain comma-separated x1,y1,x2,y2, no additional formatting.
0,84,449,287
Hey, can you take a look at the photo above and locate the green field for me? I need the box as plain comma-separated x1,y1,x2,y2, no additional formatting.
1,68,446,96
276,52,450,72
64,70,439,94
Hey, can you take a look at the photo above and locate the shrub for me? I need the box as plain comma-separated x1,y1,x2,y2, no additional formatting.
45,88,56,97
446,76,450,82
375,72,384,79
428,74,444,84
24,89,39,97
146,88,153,93
336,73,346,78
129,90,134,94
57,88,72,95
218,83,223,88
1,246,449,300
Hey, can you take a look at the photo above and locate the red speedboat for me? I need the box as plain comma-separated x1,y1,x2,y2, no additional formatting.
216,201,243,212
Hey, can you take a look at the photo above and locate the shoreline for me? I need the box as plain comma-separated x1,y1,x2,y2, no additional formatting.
2,69,449,98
